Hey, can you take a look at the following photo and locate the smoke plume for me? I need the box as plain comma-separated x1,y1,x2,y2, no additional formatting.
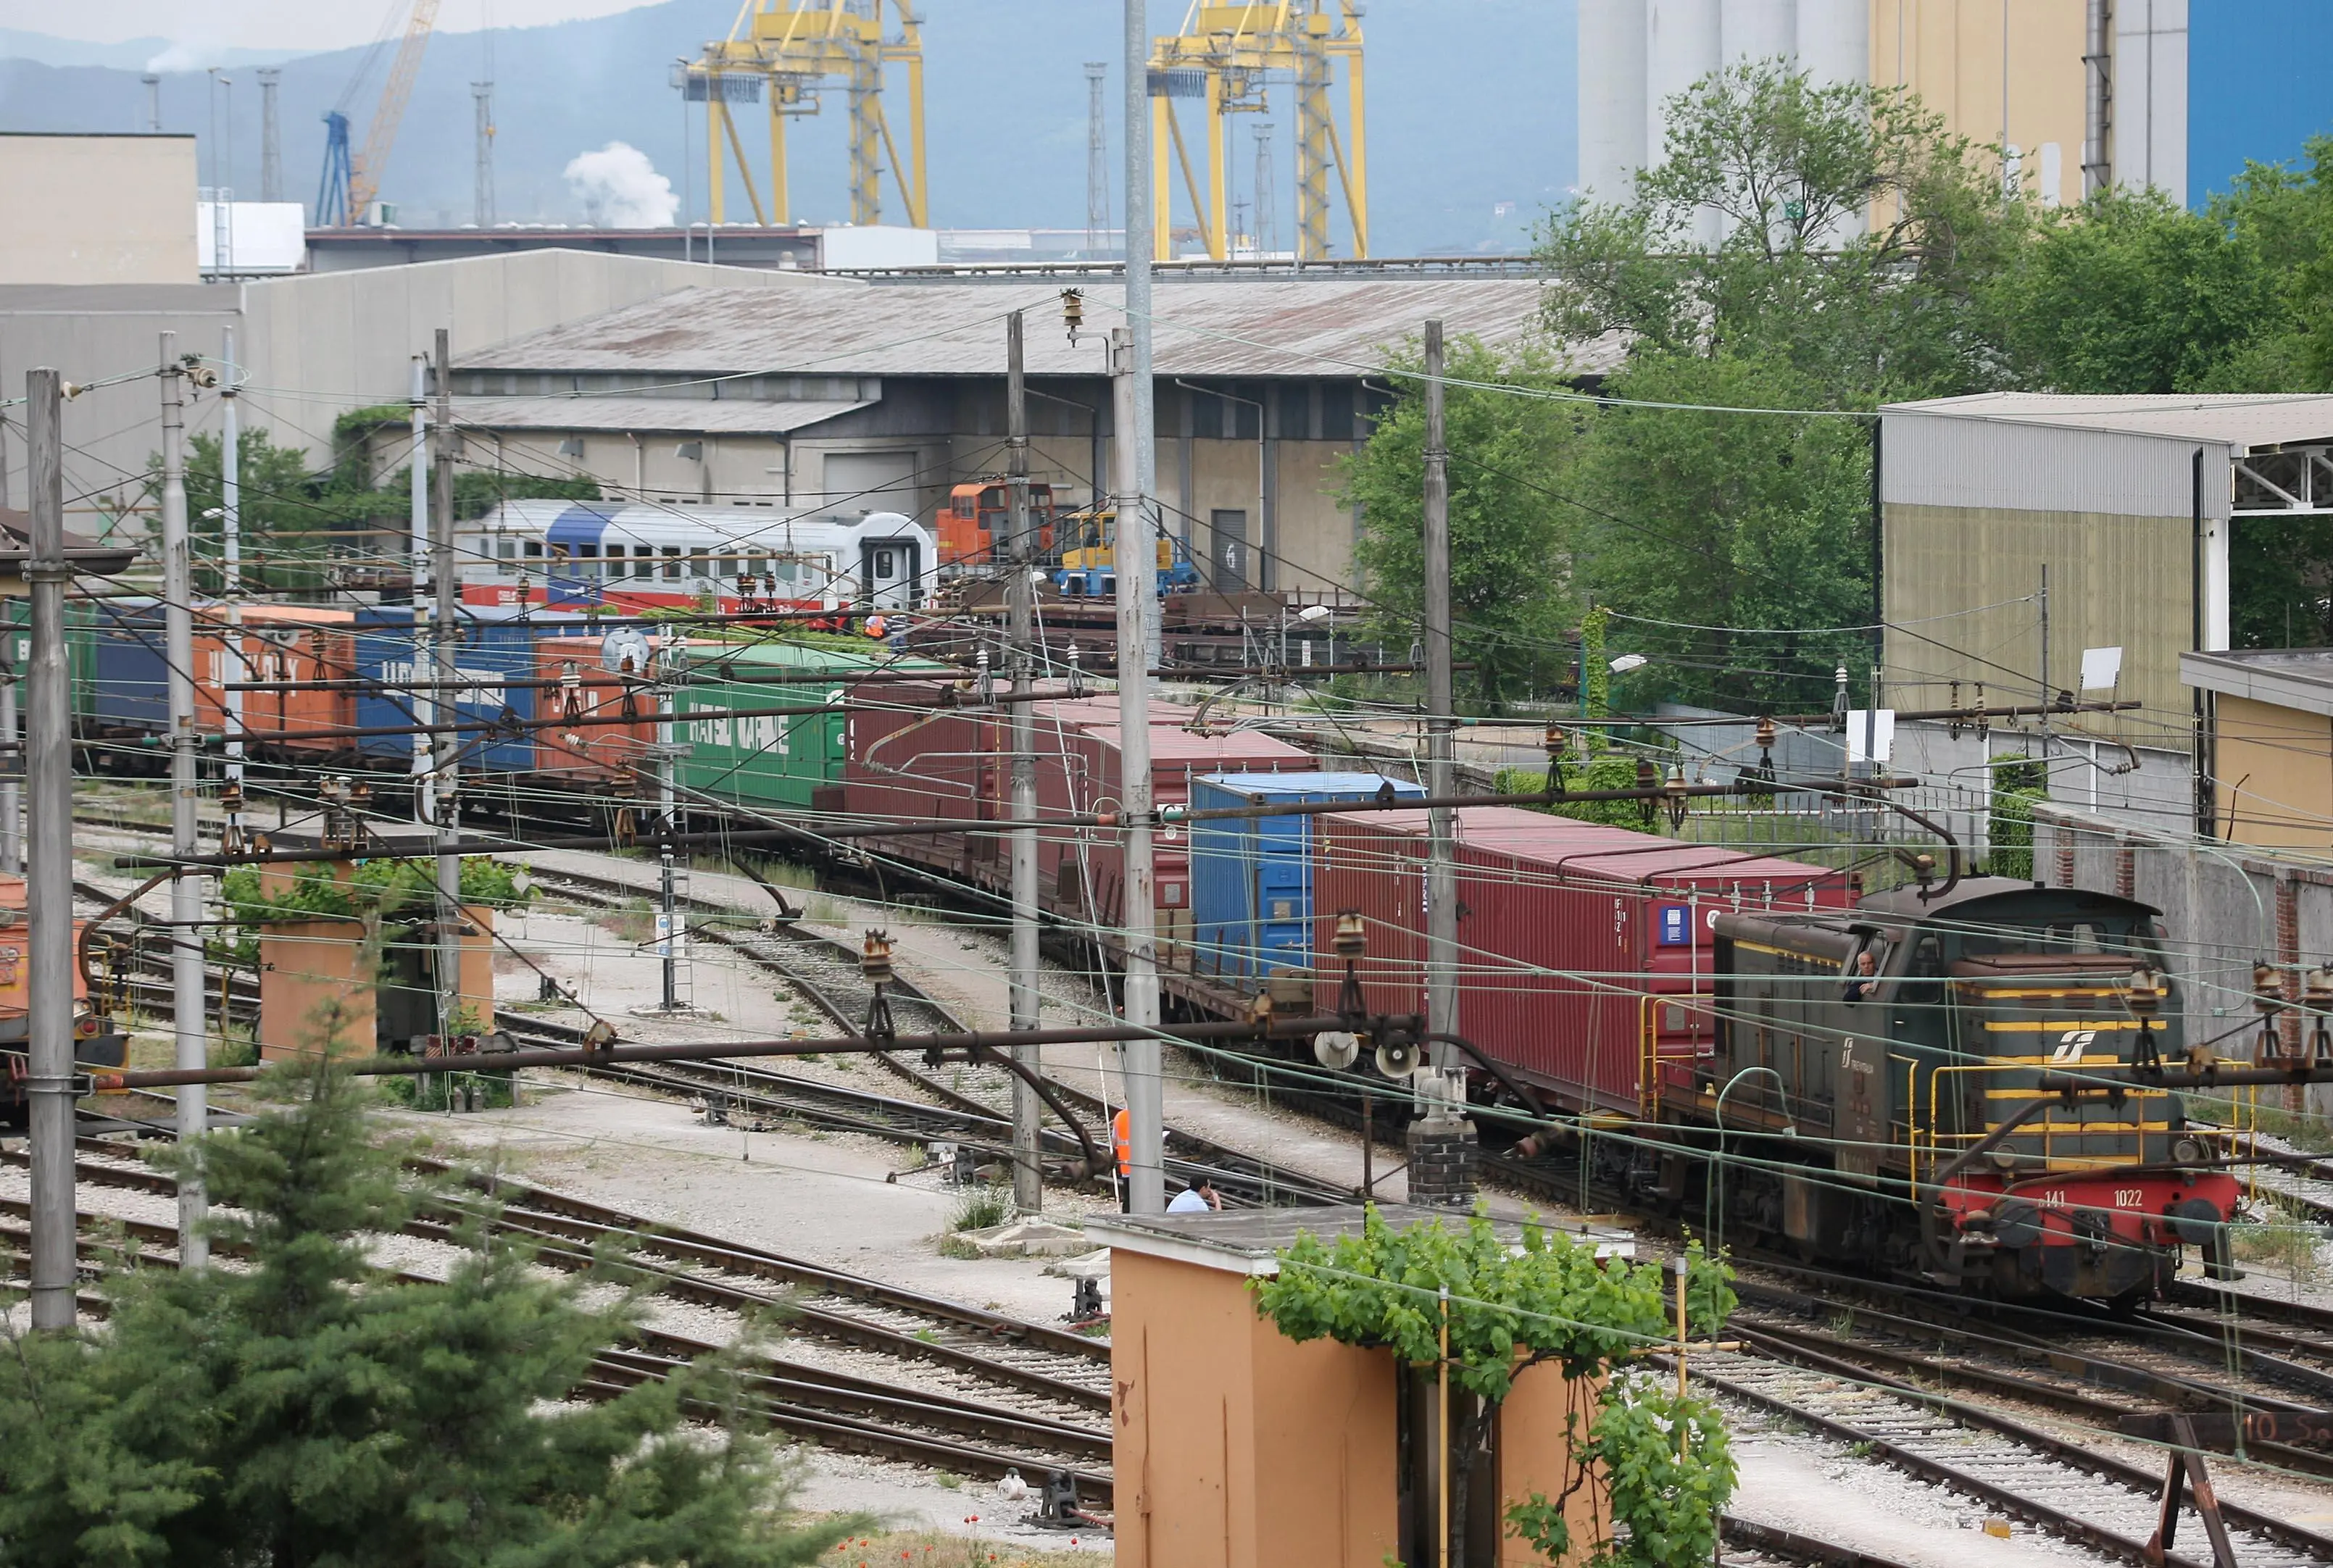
562,142,678,228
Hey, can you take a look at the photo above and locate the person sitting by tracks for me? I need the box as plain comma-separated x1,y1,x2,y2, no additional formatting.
1167,1175,1221,1214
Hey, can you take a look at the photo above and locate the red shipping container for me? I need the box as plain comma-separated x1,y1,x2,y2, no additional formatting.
844,686,1309,954
531,638,660,789
194,606,357,754
1313,806,1855,1119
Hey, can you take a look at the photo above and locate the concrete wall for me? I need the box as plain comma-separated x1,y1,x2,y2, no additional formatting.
0,251,848,528
0,135,198,286
2212,692,2333,852
241,251,845,457
1109,1241,1604,1568
2034,801,2333,1117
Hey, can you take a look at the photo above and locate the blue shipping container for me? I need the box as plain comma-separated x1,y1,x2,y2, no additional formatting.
352,606,575,774
88,600,169,737
1189,771,1424,988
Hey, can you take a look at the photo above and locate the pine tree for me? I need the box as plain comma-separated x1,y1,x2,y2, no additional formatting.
0,1060,857,1567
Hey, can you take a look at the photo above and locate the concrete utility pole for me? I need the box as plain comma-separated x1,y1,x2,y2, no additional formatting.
160,334,210,1262
1118,0,1163,1214
257,69,282,202
1,612,19,878
657,627,683,1014
25,366,75,1330
409,355,433,825
432,330,462,1041
142,72,160,133
472,82,496,228
1005,310,1042,1215
1413,317,1475,1205
221,325,245,856
1085,62,1110,254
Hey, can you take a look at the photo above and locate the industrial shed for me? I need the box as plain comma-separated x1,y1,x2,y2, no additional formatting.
1880,393,2333,775
440,278,1603,602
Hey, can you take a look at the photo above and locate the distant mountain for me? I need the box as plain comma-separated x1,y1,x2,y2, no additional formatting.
0,28,300,71
0,0,1575,256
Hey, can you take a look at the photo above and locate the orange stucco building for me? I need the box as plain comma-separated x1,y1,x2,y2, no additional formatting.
1091,1206,1631,1568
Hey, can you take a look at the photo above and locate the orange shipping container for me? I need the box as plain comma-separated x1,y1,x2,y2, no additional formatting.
194,605,358,754
531,637,660,789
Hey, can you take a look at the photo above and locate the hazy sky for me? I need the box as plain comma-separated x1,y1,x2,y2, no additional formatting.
0,0,649,51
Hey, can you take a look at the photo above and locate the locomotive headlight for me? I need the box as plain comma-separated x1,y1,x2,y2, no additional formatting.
2170,1135,2210,1167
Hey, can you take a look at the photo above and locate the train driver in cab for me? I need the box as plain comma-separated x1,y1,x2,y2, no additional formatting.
1843,946,1881,1002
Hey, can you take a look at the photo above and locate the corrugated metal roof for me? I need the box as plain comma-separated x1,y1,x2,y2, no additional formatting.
1885,392,2333,451
450,396,870,435
457,278,1608,380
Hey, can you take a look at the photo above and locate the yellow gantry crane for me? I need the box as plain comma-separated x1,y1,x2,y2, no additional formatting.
690,0,926,229
1149,1,1366,262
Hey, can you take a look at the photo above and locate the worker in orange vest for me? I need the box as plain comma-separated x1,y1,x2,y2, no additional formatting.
1113,1107,1133,1212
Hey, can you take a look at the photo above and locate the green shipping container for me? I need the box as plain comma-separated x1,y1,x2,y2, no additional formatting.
8,596,106,715
676,638,947,813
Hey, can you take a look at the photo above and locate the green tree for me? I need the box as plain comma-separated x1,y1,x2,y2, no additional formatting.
1573,351,1877,712
1543,62,2019,403
156,425,362,595
1984,187,2279,394
1339,337,1584,710
1252,1207,1736,1568
0,1058,855,1567
1521,62,2006,712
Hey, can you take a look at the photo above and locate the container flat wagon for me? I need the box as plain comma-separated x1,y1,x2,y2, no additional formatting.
1313,806,1857,1120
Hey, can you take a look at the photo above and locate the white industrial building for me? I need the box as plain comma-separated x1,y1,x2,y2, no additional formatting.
1577,0,1871,204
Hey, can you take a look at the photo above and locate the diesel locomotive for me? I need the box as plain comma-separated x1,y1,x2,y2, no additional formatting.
1702,878,2238,1301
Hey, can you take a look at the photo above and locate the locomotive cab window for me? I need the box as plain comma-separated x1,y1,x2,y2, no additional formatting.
1900,935,1946,1008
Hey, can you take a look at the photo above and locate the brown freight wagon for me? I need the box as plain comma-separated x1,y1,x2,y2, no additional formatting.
1313,806,1855,1118
844,686,1309,960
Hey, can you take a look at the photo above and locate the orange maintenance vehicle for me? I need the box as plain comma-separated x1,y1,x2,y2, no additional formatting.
939,478,1056,570
0,873,129,1128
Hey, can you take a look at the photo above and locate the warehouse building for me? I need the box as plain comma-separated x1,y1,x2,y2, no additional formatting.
430,277,1585,600
0,249,842,535
1880,394,2333,805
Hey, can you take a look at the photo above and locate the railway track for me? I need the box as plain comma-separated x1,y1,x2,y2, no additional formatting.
1730,1275,2333,1483
517,859,1352,1206
72,809,1351,1204
1683,1341,2333,1568
6,1138,1115,1493
67,798,2333,1559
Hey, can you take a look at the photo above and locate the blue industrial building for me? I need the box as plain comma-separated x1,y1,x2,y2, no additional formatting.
2125,1,2333,207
